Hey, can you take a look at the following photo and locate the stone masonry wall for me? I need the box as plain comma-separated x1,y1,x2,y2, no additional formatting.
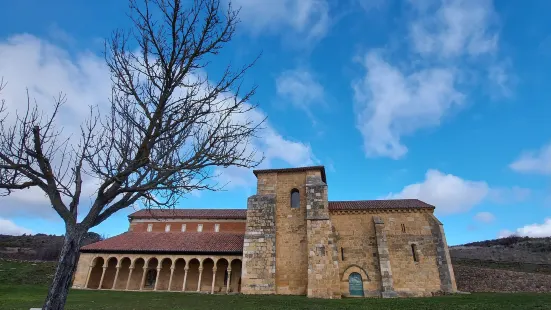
266,171,310,295
329,212,381,297
330,210,445,297
305,175,341,299
241,195,277,294
383,212,442,296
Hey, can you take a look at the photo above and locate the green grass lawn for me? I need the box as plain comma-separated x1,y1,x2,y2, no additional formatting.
1,259,551,310
2,285,551,310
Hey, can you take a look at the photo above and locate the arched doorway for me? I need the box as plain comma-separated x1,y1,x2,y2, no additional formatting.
87,257,104,289
348,272,364,297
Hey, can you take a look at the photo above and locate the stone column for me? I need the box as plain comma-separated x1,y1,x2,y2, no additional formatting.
182,266,189,291
98,266,107,289
211,267,217,294
125,267,134,290
84,265,93,289
168,266,176,291
226,268,232,294
197,267,203,292
373,216,398,298
139,267,148,290
112,266,121,290
153,267,162,291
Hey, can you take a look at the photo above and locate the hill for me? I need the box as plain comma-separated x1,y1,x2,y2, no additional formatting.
0,233,103,261
450,236,551,293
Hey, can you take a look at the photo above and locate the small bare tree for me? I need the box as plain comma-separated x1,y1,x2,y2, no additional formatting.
0,0,262,309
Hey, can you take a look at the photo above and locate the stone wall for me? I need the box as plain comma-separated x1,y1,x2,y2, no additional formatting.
241,194,277,294
330,210,446,297
269,171,310,295
330,212,381,297
305,175,341,299
455,265,551,293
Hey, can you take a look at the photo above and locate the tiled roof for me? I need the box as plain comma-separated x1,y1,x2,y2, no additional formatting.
253,166,326,183
81,232,244,254
328,199,435,211
128,209,247,219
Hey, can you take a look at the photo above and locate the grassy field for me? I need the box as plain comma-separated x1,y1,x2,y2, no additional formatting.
2,259,551,310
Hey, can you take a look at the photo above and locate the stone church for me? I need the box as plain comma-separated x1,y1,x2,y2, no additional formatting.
73,166,457,298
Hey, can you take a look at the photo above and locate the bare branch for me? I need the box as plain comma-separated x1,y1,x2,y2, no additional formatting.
1,0,262,230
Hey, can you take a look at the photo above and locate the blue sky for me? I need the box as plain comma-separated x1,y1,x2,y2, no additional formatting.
0,0,550,245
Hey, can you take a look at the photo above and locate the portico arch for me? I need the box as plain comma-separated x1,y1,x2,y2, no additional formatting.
114,257,131,289
170,258,186,291
200,258,215,292
186,258,200,291
127,258,144,290
156,258,172,290
101,257,118,289
86,256,104,289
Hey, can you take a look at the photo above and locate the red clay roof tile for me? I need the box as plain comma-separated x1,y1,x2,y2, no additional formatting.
328,199,435,211
81,232,244,254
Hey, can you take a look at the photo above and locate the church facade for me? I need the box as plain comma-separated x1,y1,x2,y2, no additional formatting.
72,166,457,298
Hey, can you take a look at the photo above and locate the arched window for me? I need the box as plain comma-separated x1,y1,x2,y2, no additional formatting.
348,272,364,297
411,244,418,262
290,189,300,208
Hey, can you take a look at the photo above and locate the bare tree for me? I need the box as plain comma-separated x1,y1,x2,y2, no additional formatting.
0,0,262,309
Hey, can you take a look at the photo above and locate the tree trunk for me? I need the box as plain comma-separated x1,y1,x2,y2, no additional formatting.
42,227,85,310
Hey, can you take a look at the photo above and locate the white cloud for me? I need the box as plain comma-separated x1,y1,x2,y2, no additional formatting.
354,0,508,159
509,142,551,175
387,169,531,214
499,218,551,238
474,211,495,223
232,0,330,44
0,218,33,235
276,68,324,113
387,169,489,214
409,0,498,58
0,34,315,215
353,52,463,158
